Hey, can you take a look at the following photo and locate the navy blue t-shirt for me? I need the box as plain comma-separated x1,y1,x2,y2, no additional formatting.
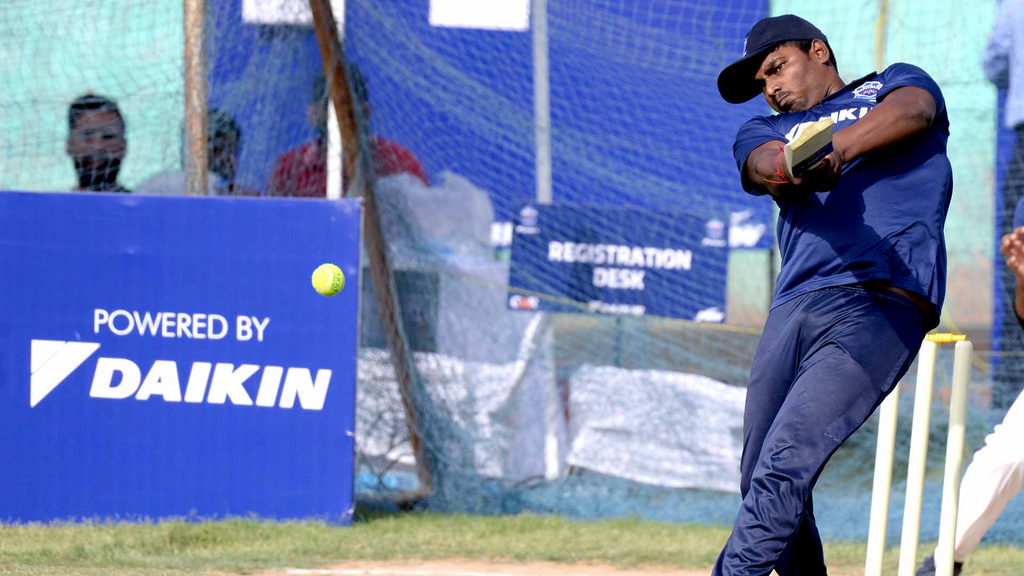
734,63,953,316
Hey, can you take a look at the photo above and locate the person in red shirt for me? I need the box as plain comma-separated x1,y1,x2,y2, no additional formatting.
267,66,428,198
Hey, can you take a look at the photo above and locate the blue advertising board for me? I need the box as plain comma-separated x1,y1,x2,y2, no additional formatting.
0,191,361,523
507,203,728,321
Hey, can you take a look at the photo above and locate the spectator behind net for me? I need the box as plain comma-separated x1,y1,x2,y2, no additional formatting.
136,108,259,196
267,65,428,197
67,93,129,193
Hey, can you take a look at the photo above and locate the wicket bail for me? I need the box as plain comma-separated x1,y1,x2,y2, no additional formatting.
864,334,972,576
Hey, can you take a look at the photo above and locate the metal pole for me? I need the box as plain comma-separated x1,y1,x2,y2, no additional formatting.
184,0,208,196
325,8,344,200
533,0,552,205
533,0,558,480
326,87,344,199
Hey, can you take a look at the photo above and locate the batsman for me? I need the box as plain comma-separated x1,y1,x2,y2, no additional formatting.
713,14,953,575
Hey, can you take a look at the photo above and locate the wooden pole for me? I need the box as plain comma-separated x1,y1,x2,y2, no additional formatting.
183,0,208,196
308,0,434,492
875,0,888,72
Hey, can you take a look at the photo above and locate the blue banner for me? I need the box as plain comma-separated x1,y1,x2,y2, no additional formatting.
507,203,728,321
0,191,361,523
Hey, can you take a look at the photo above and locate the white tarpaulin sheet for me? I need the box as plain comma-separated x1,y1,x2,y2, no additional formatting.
567,365,745,493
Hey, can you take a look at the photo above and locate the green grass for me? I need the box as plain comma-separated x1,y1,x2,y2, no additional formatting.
0,508,1022,575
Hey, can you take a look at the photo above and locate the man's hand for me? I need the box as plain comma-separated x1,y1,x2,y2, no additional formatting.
745,140,843,198
1000,226,1024,325
778,151,843,192
1001,226,1024,280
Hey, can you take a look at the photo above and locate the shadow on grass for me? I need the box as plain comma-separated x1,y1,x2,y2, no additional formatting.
352,493,430,524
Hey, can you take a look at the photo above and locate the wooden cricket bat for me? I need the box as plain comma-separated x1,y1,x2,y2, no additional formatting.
784,117,835,177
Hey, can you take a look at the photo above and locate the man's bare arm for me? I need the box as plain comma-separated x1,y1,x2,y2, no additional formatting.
832,86,936,165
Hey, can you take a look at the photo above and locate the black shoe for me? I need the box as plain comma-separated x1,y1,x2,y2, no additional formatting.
915,554,964,576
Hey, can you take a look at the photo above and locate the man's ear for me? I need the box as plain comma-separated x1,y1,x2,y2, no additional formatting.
811,39,831,65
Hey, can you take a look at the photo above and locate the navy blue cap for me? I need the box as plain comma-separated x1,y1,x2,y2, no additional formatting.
717,15,832,104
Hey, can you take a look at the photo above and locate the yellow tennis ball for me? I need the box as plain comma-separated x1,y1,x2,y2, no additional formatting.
312,263,345,296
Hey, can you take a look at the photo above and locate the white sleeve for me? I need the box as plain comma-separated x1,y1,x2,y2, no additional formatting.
134,171,185,195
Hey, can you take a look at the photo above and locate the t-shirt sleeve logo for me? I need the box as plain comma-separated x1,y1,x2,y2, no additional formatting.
853,81,883,100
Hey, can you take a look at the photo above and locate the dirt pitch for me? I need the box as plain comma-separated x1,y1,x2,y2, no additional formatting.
255,560,711,576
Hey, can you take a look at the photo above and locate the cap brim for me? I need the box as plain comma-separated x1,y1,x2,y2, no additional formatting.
717,50,769,104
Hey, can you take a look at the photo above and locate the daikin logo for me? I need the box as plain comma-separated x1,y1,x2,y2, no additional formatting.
31,340,101,408
29,340,332,411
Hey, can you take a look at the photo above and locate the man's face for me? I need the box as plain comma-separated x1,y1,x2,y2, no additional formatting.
209,133,238,181
754,41,831,113
67,110,126,178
